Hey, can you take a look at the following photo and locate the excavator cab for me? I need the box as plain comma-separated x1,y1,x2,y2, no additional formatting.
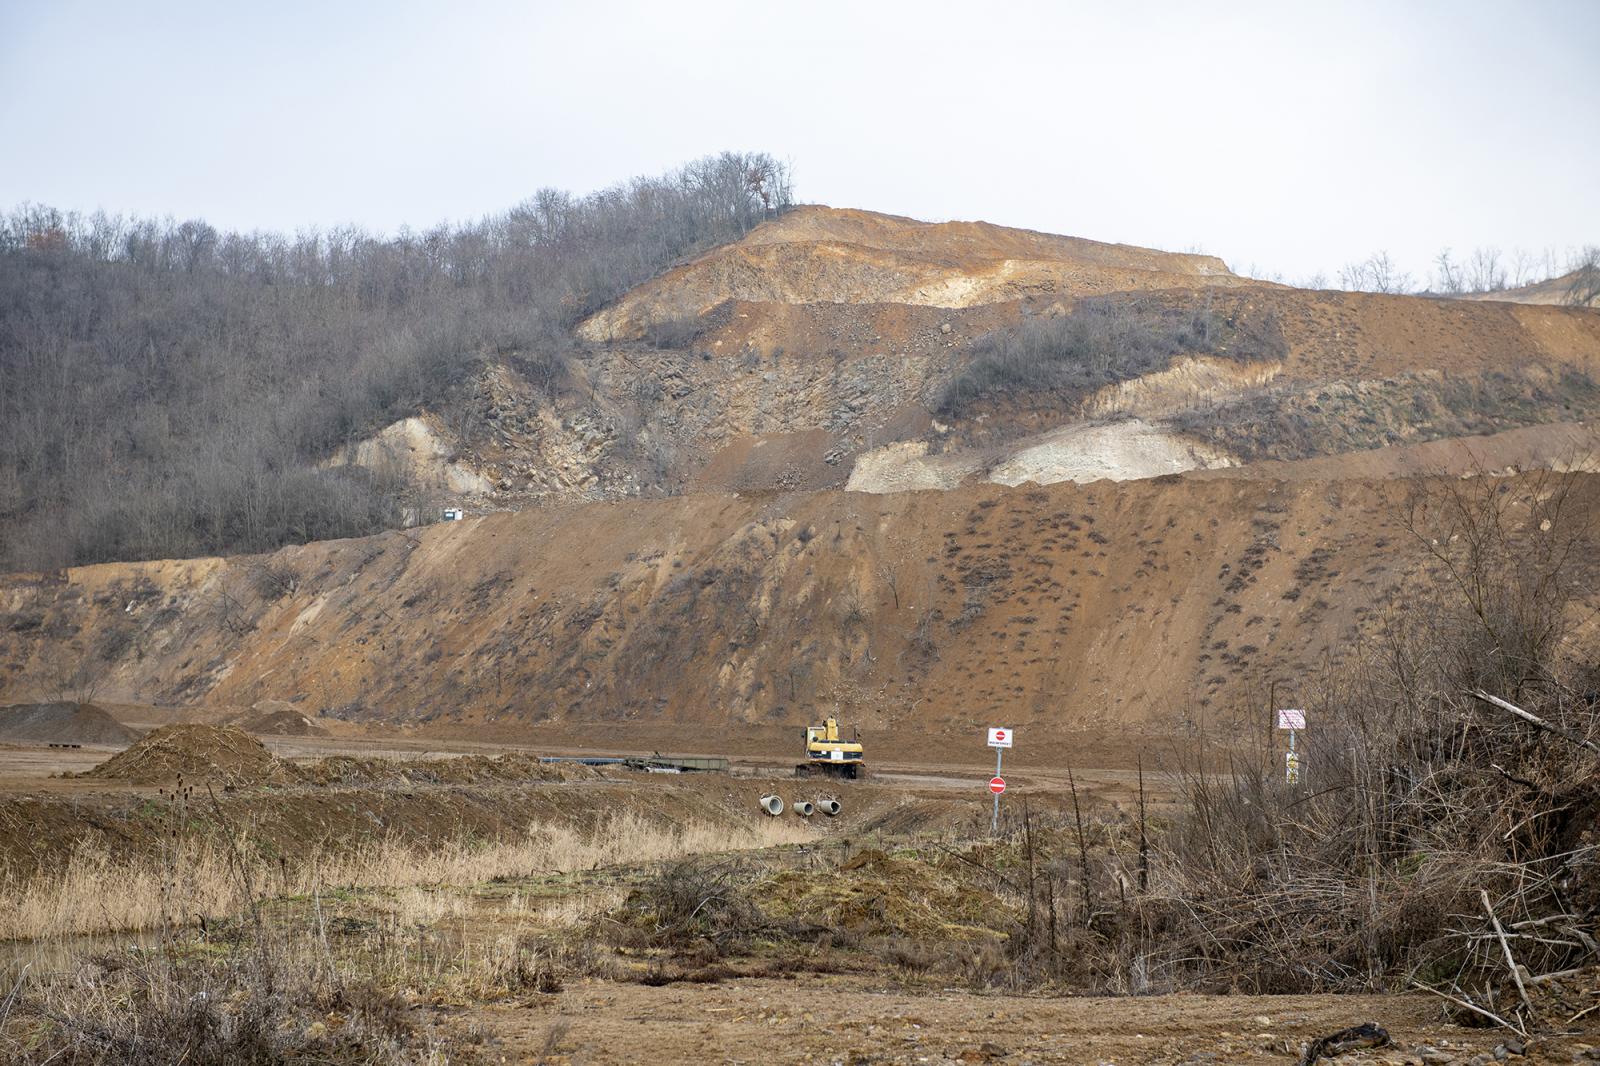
797,716,864,780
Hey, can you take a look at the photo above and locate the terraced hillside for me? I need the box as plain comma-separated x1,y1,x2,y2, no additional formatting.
5,205,1600,745
321,209,1600,513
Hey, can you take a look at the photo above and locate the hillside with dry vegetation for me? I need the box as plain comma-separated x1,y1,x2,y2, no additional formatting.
5,167,1600,745
7,160,1600,1063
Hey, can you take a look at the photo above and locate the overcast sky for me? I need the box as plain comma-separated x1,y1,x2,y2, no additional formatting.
3,0,1597,284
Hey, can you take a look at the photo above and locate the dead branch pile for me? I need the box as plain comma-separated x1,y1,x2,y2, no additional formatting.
980,475,1600,1013
1131,473,1600,1024
85,724,298,786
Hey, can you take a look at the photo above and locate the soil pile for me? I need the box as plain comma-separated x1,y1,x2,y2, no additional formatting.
85,723,297,786
0,702,140,746
234,701,328,737
763,847,1012,939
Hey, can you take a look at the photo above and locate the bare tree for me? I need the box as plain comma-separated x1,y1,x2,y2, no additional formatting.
1340,251,1413,294
1432,248,1464,294
0,151,795,570
1466,246,1507,293
1509,247,1537,288
1566,246,1600,307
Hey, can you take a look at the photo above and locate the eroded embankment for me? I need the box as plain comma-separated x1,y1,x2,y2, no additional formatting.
10,473,1597,741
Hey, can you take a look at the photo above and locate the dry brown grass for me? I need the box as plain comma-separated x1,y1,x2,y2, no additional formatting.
1,812,812,941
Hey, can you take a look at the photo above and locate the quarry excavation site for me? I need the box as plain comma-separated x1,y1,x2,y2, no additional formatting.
4,196,1600,1066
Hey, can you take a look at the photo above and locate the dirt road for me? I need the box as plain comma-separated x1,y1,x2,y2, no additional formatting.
473,975,1536,1065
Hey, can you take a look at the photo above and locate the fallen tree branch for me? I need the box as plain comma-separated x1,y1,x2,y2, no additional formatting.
1483,889,1537,1021
1526,967,1584,986
1466,690,1600,755
1409,981,1526,1038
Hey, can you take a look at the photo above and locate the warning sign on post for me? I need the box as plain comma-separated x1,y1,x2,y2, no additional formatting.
1276,709,1306,731
987,727,1013,748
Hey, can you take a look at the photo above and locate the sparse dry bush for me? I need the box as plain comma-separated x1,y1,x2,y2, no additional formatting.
937,293,1287,418
610,856,770,953
1132,473,1600,1009
0,812,813,941
2,949,436,1066
1567,246,1600,307
642,313,707,350
249,560,298,601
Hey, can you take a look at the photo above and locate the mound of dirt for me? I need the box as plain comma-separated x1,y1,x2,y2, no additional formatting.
0,702,140,746
233,701,329,737
764,846,1012,938
86,723,298,786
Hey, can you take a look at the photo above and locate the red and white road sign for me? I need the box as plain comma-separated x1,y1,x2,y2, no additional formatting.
989,776,1007,794
987,727,1013,748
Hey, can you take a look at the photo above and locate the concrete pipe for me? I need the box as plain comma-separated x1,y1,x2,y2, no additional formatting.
817,798,842,817
759,794,784,816
793,801,815,817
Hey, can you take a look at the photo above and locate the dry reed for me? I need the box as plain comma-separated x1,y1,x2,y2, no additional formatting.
1,811,812,941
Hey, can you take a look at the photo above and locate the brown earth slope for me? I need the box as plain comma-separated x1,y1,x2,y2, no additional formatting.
6,207,1600,749
5,474,1597,744
576,205,1250,343
1470,267,1599,308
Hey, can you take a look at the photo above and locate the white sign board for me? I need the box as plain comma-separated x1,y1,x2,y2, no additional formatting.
987,727,1013,749
1276,709,1306,731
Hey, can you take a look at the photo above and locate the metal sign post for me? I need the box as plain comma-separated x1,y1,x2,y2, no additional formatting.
1277,708,1306,784
987,727,1013,833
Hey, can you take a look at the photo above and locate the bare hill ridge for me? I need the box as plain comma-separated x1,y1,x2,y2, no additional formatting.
577,205,1251,343
6,200,1600,744
1470,267,1600,308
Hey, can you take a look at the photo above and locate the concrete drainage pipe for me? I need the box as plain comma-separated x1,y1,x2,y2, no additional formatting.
816,799,842,816
793,800,815,817
759,794,784,816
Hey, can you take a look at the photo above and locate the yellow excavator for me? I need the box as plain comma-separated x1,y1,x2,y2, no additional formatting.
796,716,864,780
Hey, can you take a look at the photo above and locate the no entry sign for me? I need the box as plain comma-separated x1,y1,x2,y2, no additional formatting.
987,728,1012,833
